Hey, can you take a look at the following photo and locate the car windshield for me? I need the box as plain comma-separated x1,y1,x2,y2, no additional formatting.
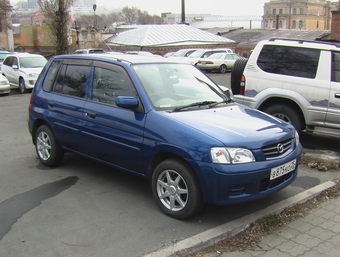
188,50,206,58
20,56,47,68
172,49,189,57
0,53,9,62
133,63,230,111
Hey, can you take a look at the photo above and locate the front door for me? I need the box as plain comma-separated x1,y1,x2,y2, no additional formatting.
82,61,146,175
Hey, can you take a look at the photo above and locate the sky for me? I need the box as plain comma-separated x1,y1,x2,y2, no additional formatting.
9,0,270,17
95,0,270,16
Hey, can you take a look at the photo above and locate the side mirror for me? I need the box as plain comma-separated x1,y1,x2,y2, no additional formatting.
116,96,139,109
12,65,18,69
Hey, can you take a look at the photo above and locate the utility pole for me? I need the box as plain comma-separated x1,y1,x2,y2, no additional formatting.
93,4,97,48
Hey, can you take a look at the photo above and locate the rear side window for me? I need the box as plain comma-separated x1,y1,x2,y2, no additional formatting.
332,51,340,83
257,45,320,79
53,64,89,97
42,60,62,92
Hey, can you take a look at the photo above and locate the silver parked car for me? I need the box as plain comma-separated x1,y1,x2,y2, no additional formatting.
1,53,47,93
197,52,242,73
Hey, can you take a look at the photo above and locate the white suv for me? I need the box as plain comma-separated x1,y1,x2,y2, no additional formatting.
2,53,47,93
230,38,340,137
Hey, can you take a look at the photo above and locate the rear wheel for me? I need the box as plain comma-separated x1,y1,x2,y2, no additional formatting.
219,64,227,73
152,158,203,219
19,78,27,94
264,104,303,133
230,58,248,95
35,125,64,167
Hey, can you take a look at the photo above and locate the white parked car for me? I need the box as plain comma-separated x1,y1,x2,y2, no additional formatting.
1,53,47,93
197,52,242,73
230,38,340,137
0,73,10,95
181,49,234,66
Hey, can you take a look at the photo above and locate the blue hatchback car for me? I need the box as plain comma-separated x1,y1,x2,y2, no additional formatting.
28,53,303,219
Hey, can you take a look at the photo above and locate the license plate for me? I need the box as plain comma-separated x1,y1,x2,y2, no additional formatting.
201,62,206,64
270,159,296,180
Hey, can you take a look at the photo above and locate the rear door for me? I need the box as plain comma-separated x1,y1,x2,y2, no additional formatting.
42,59,91,152
82,61,147,174
326,51,340,129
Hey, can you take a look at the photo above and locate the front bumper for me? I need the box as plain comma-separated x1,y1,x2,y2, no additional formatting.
191,143,303,205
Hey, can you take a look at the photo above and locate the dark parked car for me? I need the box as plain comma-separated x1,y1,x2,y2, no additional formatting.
28,53,303,219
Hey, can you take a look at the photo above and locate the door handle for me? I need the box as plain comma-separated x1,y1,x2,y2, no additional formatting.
47,101,54,107
85,112,96,118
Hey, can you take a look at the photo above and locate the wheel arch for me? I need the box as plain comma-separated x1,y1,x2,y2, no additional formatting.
258,97,306,128
146,151,203,194
147,151,193,179
30,119,51,145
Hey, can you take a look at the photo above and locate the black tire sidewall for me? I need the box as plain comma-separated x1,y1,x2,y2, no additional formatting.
230,58,248,95
151,158,203,219
19,79,26,94
264,104,303,133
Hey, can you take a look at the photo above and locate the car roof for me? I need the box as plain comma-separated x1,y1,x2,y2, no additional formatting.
54,53,188,65
262,38,340,51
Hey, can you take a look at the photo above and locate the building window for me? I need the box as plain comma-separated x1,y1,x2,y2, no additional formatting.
299,20,303,29
273,9,276,15
279,20,283,28
273,20,276,28
317,21,319,29
300,8,303,14
292,20,296,28
279,9,283,15
265,20,269,27
293,8,296,15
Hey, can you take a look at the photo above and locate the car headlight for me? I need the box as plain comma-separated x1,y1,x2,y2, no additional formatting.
211,147,255,164
295,130,300,148
28,73,37,77
0,80,8,85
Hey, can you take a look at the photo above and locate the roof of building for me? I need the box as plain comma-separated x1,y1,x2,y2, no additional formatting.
219,28,332,49
105,24,235,47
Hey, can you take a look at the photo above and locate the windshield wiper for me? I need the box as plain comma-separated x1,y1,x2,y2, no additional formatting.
208,99,233,108
170,101,217,113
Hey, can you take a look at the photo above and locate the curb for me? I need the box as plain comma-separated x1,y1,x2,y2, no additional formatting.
143,181,336,257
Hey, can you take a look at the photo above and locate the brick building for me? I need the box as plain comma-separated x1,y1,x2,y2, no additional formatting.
331,0,340,40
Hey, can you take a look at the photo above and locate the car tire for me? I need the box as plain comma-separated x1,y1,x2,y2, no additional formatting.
264,104,303,133
152,158,203,219
19,78,27,94
35,125,64,167
230,58,248,95
219,64,228,73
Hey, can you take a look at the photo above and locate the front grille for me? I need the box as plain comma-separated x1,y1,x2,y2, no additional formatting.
262,139,291,157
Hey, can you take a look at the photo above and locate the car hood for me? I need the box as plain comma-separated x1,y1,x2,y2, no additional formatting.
20,67,44,75
164,103,294,148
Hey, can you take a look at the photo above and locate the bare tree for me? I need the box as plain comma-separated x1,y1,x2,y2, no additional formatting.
37,0,74,54
74,11,121,30
138,10,162,25
0,0,13,30
120,6,139,24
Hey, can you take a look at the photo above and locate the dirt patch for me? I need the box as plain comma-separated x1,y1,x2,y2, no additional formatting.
301,150,340,171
